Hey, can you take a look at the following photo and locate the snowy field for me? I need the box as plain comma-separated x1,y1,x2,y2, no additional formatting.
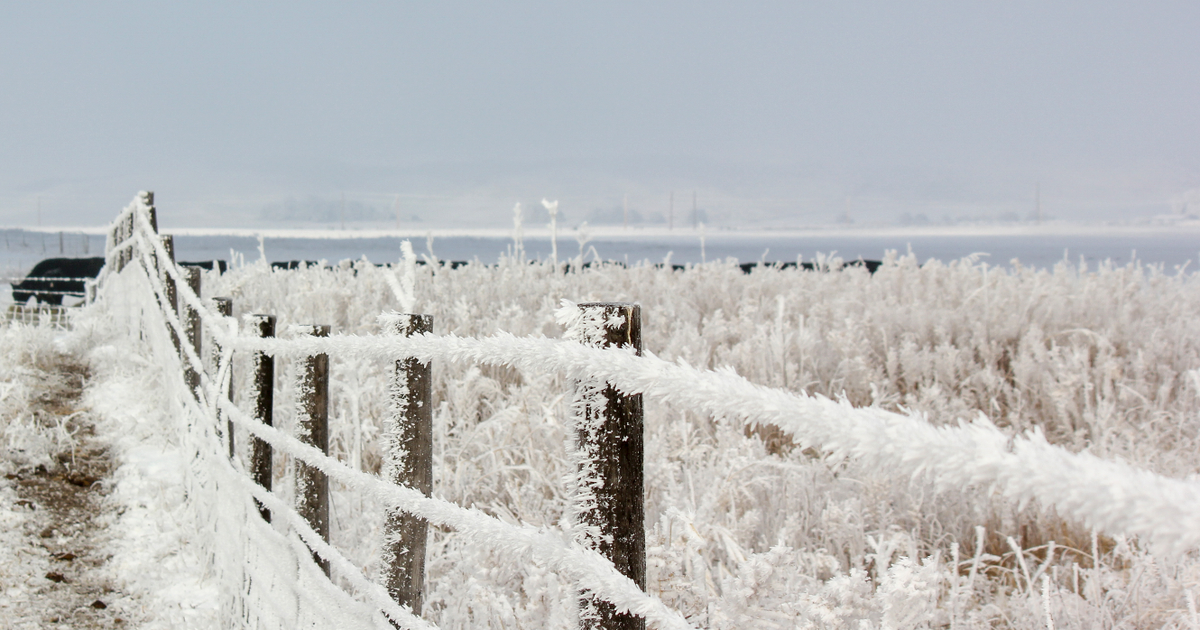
199,248,1200,629
4,213,1200,627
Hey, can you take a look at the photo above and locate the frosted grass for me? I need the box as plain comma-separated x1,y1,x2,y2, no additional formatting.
73,193,1200,628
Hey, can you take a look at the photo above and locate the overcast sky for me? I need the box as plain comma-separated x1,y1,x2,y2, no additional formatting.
1,2,1197,228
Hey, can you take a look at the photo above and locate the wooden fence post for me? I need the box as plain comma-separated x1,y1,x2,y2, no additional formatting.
296,324,331,576
117,214,127,271
144,191,157,233
571,303,645,630
110,224,120,272
115,216,127,272
182,267,202,399
160,235,180,354
136,192,158,281
123,211,135,270
213,297,234,458
382,314,433,616
249,314,276,522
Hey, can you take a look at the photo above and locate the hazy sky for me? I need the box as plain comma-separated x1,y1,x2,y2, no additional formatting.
2,2,1198,227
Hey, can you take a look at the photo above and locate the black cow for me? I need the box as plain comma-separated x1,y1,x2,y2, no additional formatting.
11,257,106,305
181,260,229,273
270,260,324,270
11,257,228,305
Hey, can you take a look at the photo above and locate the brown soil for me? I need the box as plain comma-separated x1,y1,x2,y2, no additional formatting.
7,358,135,628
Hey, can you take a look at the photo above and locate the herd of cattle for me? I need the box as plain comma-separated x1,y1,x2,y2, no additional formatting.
8,256,882,306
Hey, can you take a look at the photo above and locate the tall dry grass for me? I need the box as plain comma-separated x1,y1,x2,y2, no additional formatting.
178,249,1200,628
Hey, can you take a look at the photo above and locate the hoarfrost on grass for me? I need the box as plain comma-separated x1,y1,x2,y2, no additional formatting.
46,193,1200,628
200,243,1200,627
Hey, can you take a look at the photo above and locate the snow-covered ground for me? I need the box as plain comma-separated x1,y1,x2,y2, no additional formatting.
0,318,220,628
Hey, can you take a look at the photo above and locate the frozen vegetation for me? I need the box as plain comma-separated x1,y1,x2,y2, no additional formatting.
202,247,1200,626
5,195,1200,628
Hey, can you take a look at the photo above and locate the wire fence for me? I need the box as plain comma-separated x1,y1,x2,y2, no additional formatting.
3,304,74,327
84,192,1200,628
100,193,688,629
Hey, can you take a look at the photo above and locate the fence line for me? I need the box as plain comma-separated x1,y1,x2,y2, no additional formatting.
143,285,688,628
105,193,692,630
93,192,1200,629
229,466,437,630
222,325,1200,555
118,213,434,627
4,304,73,328
126,193,1200,548
217,396,686,628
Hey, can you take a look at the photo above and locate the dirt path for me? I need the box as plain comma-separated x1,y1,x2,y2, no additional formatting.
0,357,137,628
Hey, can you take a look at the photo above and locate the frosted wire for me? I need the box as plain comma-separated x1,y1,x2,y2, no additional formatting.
226,330,1200,555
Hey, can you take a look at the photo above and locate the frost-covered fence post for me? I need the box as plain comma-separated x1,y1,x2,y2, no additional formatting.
144,191,157,233
160,235,180,355
109,224,120,272
250,314,276,522
114,215,127,272
296,324,331,576
115,211,128,271
382,313,433,616
568,302,645,630
121,207,136,270
213,297,234,458
135,191,159,283
182,267,202,399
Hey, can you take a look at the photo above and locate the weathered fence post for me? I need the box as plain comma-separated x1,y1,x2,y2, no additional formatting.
114,216,127,272
160,235,180,354
117,213,127,271
109,224,120,272
182,267,202,399
570,303,645,630
136,191,158,280
213,297,235,458
122,209,135,270
296,324,331,576
249,314,276,522
144,191,157,233
382,314,433,617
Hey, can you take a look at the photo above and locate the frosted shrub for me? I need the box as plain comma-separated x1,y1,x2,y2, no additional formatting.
0,321,86,470
187,249,1200,628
